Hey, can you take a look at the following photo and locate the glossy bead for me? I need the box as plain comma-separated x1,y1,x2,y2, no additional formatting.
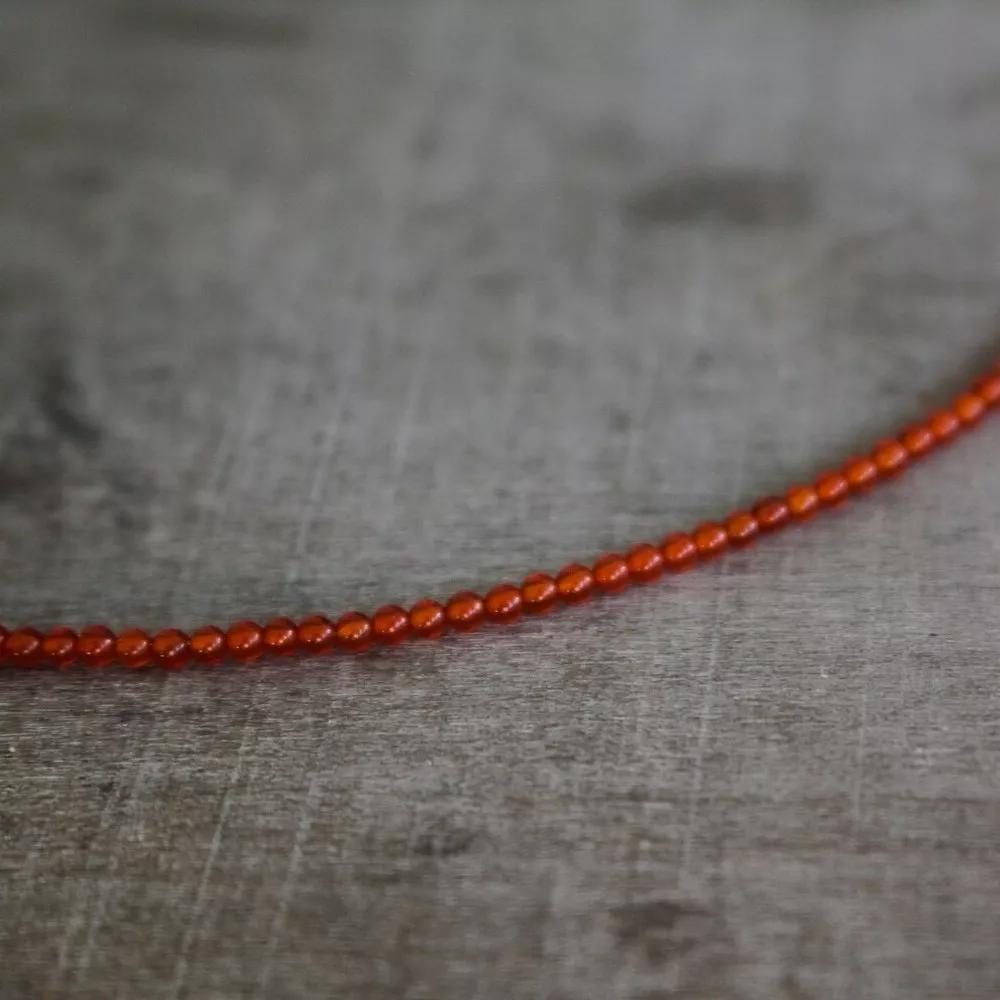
725,512,759,547
484,584,523,624
692,523,728,559
900,423,935,459
115,629,152,670
226,620,264,661
372,605,412,644
190,625,226,663
815,471,849,506
928,408,960,444
626,543,665,583
662,532,698,572
409,599,448,639
953,392,985,427
152,628,191,669
297,615,337,655
262,617,299,656
42,627,78,668
871,439,908,477
4,628,43,666
753,497,791,532
444,592,485,632
336,611,375,652
843,456,879,493
555,564,594,604
973,372,1000,407
787,484,819,520
521,573,559,614
593,554,631,593
78,625,116,669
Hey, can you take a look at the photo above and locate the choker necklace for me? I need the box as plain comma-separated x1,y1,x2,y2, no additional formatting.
2,360,998,670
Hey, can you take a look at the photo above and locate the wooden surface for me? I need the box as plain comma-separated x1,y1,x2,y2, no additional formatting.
3,1,1000,997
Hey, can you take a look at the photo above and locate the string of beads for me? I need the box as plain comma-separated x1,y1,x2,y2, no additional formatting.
2,362,999,670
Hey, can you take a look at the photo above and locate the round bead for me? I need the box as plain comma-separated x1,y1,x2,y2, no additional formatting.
78,625,116,669
815,471,849,506
692,523,727,559
152,629,191,669
226,620,264,661
521,573,559,614
115,629,152,670
973,372,1000,407
626,543,665,583
262,617,298,656
900,423,935,459
662,532,698,572
4,627,43,666
787,484,819,520
953,392,985,427
871,439,908,477
484,584,523,624
444,592,486,632
336,611,375,652
555,564,594,604
190,625,226,663
297,615,337,655
372,605,412,644
753,497,791,532
928,408,961,444
725,512,759,547
843,456,879,493
409,599,448,639
593,554,631,593
42,627,78,668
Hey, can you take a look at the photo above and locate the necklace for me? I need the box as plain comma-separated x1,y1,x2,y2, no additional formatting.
2,360,998,670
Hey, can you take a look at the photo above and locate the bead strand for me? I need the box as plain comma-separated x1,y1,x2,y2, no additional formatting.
2,360,999,670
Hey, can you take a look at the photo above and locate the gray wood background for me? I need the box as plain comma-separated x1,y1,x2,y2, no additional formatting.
2,1,1000,997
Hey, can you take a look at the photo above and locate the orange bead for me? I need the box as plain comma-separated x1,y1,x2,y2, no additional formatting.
226,620,264,661
372,605,412,644
190,625,226,663
928,408,960,444
336,611,374,652
297,615,337,655
78,625,116,668
409,599,448,639
555,564,594,604
484,584,523,624
593,554,630,593
871,439,908,477
753,497,791,532
953,392,985,427
725,511,759,547
815,471,849,506
900,423,935,459
42,627,78,668
115,629,152,670
521,573,559,614
4,627,43,666
626,543,665,583
662,532,698,571
262,617,299,656
444,592,485,632
843,456,879,492
692,523,728,559
787,484,819,520
973,372,1000,407
152,628,191,669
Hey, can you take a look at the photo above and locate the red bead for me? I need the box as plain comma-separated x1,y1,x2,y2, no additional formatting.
226,620,264,661
483,584,523,624
78,625,116,669
372,605,412,644
444,592,485,632
115,629,152,670
626,543,664,583
152,628,191,669
928,408,960,444
555,564,594,604
409,599,448,639
262,617,298,656
815,471,849,506
336,611,374,652
953,392,985,427
900,423,935,459
42,627,78,668
725,511,759,547
593,554,631,593
4,628,43,667
843,455,879,493
973,372,1000,407
297,615,337,655
871,439,908,476
787,484,819,520
190,625,226,663
521,573,558,614
753,497,791,533
662,532,698,572
692,523,728,559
